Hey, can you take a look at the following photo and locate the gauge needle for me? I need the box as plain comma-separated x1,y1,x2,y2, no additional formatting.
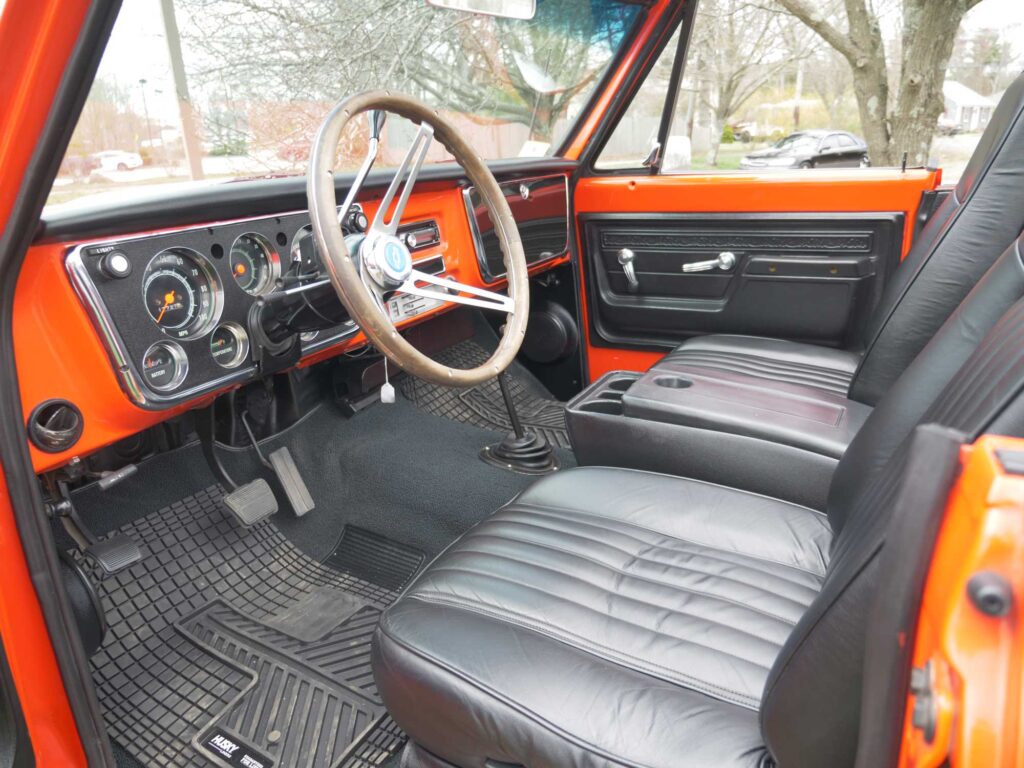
155,291,176,324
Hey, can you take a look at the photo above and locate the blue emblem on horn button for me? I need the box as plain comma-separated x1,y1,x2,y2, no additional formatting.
384,242,407,272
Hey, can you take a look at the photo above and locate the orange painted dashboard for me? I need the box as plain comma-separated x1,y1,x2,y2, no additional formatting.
17,180,570,474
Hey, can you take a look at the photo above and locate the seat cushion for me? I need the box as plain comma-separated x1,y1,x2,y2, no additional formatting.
372,467,833,768
659,335,861,398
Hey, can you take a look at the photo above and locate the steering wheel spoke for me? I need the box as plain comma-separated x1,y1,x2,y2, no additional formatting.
370,122,434,236
399,269,514,314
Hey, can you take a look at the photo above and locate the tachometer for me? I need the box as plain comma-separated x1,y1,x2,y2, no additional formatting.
143,248,221,339
230,233,279,295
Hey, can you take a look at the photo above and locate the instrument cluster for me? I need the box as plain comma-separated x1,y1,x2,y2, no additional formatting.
66,204,441,408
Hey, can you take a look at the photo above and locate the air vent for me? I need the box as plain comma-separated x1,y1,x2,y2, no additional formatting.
414,254,446,277
28,399,83,453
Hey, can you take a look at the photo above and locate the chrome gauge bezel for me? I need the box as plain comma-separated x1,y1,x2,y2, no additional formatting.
229,232,281,296
210,322,250,369
141,340,189,392
142,247,223,339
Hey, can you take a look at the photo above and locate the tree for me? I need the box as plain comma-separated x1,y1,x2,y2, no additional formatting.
774,0,988,167
688,0,814,165
175,0,634,154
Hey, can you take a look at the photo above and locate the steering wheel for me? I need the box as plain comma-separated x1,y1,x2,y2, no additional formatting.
307,91,530,388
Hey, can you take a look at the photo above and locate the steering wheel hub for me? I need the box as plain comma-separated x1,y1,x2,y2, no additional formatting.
363,233,413,289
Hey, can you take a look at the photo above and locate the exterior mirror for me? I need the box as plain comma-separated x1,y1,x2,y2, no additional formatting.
426,0,536,20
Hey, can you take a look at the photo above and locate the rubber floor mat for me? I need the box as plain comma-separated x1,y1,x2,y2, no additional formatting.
325,526,425,592
398,339,570,448
84,486,414,768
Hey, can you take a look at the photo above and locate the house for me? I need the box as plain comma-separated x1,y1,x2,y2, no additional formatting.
942,80,995,132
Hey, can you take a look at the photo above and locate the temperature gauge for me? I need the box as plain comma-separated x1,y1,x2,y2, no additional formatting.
210,323,249,369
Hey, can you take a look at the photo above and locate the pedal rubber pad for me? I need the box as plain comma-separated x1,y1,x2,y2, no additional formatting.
87,534,143,576
223,479,278,527
268,447,315,517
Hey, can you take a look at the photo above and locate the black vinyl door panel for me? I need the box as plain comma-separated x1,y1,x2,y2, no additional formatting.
584,212,904,351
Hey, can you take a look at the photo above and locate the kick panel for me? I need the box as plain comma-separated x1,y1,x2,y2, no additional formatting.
583,212,903,350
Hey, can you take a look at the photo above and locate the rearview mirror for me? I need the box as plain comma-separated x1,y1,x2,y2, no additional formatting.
426,0,536,21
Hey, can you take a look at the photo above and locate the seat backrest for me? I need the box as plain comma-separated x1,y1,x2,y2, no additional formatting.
849,70,1024,406
759,236,1024,768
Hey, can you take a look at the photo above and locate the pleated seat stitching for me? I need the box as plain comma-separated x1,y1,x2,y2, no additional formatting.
464,522,820,608
447,539,806,626
425,560,788,660
495,504,829,581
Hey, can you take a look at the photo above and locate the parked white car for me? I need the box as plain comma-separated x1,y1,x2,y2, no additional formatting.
90,149,143,171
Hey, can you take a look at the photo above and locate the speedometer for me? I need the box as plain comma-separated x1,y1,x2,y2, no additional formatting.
143,248,221,339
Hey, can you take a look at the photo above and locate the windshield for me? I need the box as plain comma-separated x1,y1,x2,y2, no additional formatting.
49,0,640,210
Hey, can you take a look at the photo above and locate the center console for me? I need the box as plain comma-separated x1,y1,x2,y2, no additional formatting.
566,363,872,510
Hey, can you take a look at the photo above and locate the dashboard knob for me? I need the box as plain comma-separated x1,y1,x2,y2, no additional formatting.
100,250,132,278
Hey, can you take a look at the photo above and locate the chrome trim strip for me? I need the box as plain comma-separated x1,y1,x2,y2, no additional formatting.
65,245,257,409
462,174,570,283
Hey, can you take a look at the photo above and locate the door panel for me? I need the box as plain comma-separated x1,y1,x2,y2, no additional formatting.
574,169,940,381
585,213,902,346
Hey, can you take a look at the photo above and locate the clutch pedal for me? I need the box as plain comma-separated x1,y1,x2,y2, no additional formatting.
223,478,278,527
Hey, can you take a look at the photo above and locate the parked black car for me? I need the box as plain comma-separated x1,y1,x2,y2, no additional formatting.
739,129,870,169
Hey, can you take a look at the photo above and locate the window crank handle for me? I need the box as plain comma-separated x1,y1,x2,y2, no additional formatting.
617,248,639,292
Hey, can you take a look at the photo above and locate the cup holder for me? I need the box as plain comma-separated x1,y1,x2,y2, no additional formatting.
653,376,693,390
579,400,623,416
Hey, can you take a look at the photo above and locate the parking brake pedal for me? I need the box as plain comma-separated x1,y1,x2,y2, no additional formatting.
48,482,142,576
242,412,315,517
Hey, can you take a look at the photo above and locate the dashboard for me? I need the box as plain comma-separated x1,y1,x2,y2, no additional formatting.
19,168,572,472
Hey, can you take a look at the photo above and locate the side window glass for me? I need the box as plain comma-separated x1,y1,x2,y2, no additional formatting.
598,0,1022,183
594,28,682,170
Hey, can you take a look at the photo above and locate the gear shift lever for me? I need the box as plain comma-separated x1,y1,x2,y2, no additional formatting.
480,371,558,475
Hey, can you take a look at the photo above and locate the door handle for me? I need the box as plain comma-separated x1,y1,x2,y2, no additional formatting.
682,251,737,273
617,248,639,292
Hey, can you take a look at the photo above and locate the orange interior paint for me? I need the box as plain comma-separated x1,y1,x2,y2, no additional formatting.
18,180,572,473
900,435,1024,768
573,168,940,382
0,0,95,764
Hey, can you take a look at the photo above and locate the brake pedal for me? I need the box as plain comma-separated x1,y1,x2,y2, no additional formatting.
268,447,315,517
86,535,143,576
223,478,278,527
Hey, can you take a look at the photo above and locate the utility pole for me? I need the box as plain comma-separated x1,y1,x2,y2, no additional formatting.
160,0,205,180
139,79,155,153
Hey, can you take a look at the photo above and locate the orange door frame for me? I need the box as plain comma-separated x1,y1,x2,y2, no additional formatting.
0,0,100,765
900,435,1024,768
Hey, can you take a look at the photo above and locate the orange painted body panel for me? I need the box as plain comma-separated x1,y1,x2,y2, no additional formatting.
900,435,1024,768
574,169,940,382
0,0,95,764
18,181,571,473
